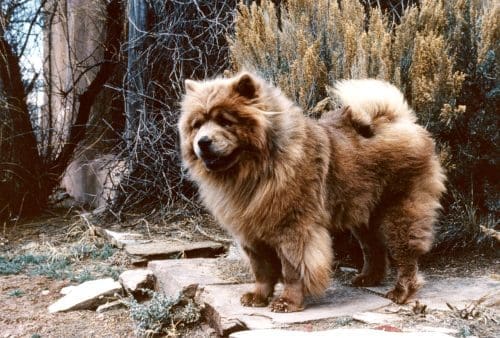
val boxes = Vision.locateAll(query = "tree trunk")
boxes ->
[125,0,148,149]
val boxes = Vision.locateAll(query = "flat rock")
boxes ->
[202,282,392,335]
[150,258,392,336]
[49,278,122,313]
[126,241,226,262]
[94,227,150,249]
[353,311,402,324]
[96,300,126,313]
[364,276,500,310]
[149,258,231,297]
[119,269,156,295]
[60,285,77,295]
[230,328,454,338]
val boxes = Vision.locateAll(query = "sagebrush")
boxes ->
[229,0,499,250]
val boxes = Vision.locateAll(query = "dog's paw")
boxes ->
[385,288,410,304]
[240,292,269,307]
[351,273,383,287]
[269,297,304,313]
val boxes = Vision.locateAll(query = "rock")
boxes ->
[229,328,454,338]
[94,227,150,249]
[149,258,393,336]
[60,285,77,295]
[41,290,50,296]
[125,240,226,263]
[414,327,458,335]
[364,276,500,311]
[353,312,401,324]
[149,258,230,297]
[96,300,125,313]
[49,278,122,313]
[201,282,392,335]
[119,269,155,296]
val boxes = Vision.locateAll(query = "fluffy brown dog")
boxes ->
[178,72,446,312]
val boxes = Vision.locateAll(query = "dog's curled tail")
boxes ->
[332,79,416,136]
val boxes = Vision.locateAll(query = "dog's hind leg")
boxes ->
[240,241,281,307]
[381,192,438,304]
[351,223,387,286]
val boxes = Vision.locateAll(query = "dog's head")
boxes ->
[179,72,273,173]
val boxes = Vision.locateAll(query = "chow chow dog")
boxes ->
[178,72,446,312]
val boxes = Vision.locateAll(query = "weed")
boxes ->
[0,256,24,275]
[335,316,353,326]
[7,289,24,297]
[0,254,47,275]
[96,265,123,280]
[127,290,201,337]
[30,258,70,280]
[71,268,94,283]
[458,325,473,337]
[92,243,116,260]
[70,243,98,261]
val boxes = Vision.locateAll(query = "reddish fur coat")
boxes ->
[178,73,446,312]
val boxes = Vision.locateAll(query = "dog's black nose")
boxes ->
[198,136,212,152]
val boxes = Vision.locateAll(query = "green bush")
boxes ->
[127,291,201,337]
[229,0,499,250]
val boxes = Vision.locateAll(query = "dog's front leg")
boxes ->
[240,242,281,307]
[269,251,305,312]
[270,226,332,312]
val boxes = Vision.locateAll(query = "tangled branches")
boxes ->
[116,1,237,214]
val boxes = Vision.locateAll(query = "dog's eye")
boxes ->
[218,114,236,127]
[192,120,202,129]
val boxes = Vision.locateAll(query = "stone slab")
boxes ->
[364,276,500,310]
[94,227,150,249]
[230,328,453,338]
[119,269,156,295]
[49,278,122,313]
[96,300,126,313]
[150,258,393,336]
[352,311,402,324]
[201,282,392,334]
[126,240,226,261]
[148,258,231,297]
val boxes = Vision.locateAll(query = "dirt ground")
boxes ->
[0,210,498,337]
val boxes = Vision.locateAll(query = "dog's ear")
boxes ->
[235,72,258,99]
[185,79,198,94]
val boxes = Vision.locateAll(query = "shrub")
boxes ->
[127,291,201,337]
[229,0,499,250]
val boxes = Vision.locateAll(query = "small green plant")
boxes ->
[96,265,123,280]
[71,268,94,283]
[0,256,24,275]
[458,325,473,337]
[70,243,98,261]
[0,254,48,275]
[92,243,116,260]
[30,258,70,280]
[127,291,201,337]
[7,289,24,297]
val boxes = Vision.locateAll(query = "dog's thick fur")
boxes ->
[178,72,446,312]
